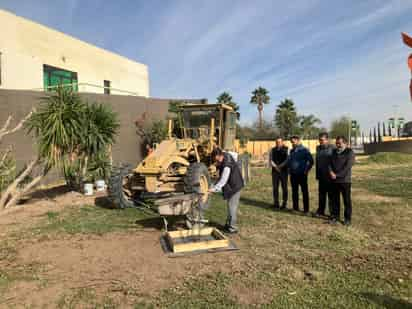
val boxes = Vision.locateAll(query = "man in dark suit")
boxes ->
[314,132,334,217]
[269,137,289,209]
[329,136,355,225]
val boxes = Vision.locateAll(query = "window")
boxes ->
[43,64,78,91]
[104,80,111,95]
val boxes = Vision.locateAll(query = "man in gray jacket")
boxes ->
[314,132,334,217]
[329,136,355,225]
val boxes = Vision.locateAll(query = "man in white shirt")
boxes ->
[209,148,244,233]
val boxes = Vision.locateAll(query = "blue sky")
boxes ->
[2,0,412,131]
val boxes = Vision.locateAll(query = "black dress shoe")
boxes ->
[313,212,324,218]
[328,218,338,225]
[343,220,351,226]
[224,227,238,234]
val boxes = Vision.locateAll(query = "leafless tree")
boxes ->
[0,109,47,209]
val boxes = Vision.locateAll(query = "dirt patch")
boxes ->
[4,231,244,307]
[0,186,98,237]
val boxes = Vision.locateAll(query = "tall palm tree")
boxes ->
[299,114,321,139]
[274,98,299,138]
[217,91,239,112]
[250,87,270,128]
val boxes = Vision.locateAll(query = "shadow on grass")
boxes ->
[135,217,163,230]
[240,196,318,218]
[240,196,273,209]
[207,220,227,231]
[94,196,115,209]
[360,292,412,309]
[23,184,71,202]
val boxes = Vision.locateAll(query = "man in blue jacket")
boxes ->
[288,136,314,214]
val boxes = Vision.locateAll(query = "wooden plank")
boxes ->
[167,227,214,239]
[212,228,227,240]
[172,238,230,253]
[166,233,175,252]
[165,228,230,253]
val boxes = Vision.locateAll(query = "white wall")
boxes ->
[0,9,149,96]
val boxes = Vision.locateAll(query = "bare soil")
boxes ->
[0,187,246,308]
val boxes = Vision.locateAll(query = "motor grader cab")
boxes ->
[108,103,247,229]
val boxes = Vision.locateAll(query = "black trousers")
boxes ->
[331,183,352,221]
[317,179,333,215]
[290,174,309,212]
[272,171,288,207]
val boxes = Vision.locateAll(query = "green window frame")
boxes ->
[43,64,78,91]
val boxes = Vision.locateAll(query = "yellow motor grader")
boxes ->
[108,103,249,228]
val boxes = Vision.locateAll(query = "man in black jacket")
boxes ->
[315,132,334,217]
[269,137,289,209]
[329,136,355,225]
[209,148,244,233]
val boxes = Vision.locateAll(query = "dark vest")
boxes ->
[270,146,288,173]
[218,153,244,200]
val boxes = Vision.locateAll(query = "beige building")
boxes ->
[0,9,149,96]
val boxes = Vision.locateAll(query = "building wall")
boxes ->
[364,140,412,155]
[0,9,149,96]
[0,89,204,183]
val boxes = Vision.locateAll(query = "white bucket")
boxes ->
[84,183,94,196]
[95,180,106,192]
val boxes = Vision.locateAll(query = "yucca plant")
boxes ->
[80,103,120,182]
[26,86,85,170]
[26,86,120,189]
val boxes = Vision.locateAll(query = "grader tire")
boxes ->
[184,163,211,205]
[108,165,136,209]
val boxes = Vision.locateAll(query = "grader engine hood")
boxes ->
[135,139,190,175]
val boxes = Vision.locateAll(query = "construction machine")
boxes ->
[108,103,249,229]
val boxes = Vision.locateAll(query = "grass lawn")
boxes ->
[0,153,411,308]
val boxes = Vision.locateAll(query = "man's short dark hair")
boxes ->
[275,136,283,140]
[212,147,224,157]
[336,135,348,143]
[319,132,329,139]
[290,135,300,140]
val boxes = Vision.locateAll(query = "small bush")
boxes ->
[367,152,412,165]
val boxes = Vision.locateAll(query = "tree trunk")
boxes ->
[257,103,263,129]
[0,158,41,209]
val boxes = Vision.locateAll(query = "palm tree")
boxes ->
[217,91,239,112]
[274,98,299,138]
[250,87,270,128]
[299,114,321,139]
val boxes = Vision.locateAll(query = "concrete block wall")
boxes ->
[0,89,203,182]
